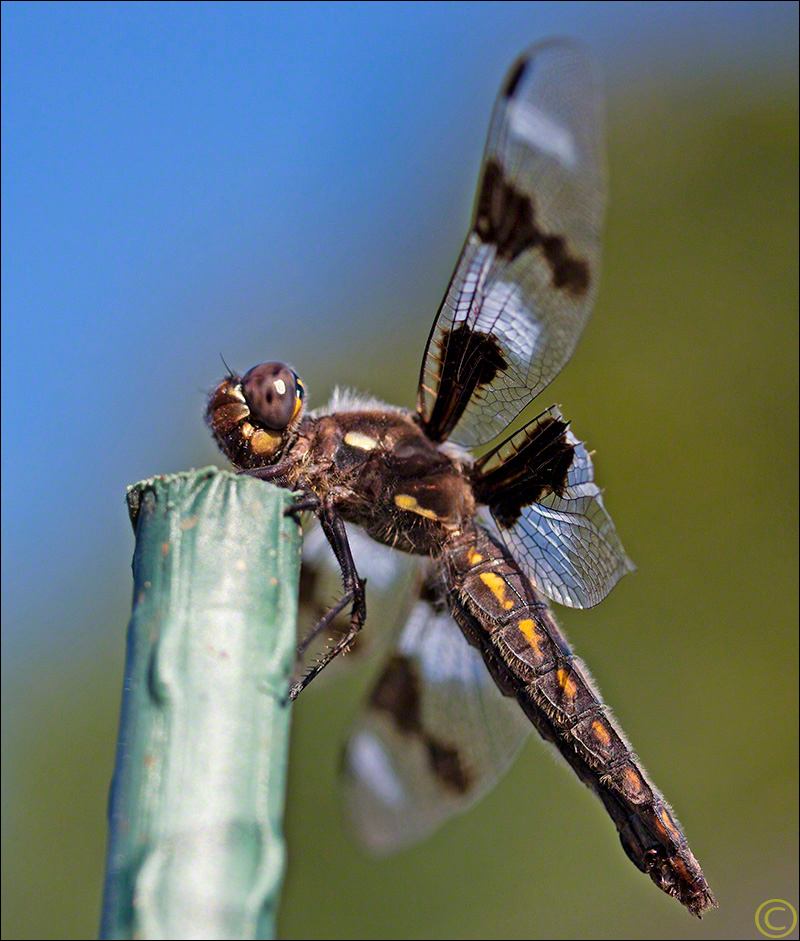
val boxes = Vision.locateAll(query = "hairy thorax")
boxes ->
[294,409,476,555]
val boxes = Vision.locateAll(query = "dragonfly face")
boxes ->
[207,39,715,917]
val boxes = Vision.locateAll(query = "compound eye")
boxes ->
[241,362,304,430]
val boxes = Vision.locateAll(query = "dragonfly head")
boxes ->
[206,360,306,468]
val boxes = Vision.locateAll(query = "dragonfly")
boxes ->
[206,38,716,916]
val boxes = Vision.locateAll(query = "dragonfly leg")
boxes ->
[290,497,366,700]
[284,491,320,524]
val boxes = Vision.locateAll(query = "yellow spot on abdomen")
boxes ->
[657,806,680,841]
[557,668,577,699]
[468,547,484,565]
[591,719,612,745]
[624,766,644,798]
[344,431,378,451]
[517,618,543,657]
[479,572,514,610]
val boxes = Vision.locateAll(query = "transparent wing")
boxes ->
[418,39,605,448]
[491,423,634,608]
[342,569,531,853]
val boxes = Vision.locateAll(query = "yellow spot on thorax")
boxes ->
[344,431,379,451]
[479,571,514,610]
[468,547,484,565]
[394,493,441,521]
[557,668,577,699]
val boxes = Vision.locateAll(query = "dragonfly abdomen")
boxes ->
[442,523,715,916]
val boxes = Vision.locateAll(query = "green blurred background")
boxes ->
[3,3,797,939]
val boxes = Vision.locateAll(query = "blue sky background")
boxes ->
[2,1,796,667]
[2,3,798,939]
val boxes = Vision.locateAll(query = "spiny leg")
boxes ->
[242,460,296,485]
[290,497,366,700]
[245,481,367,698]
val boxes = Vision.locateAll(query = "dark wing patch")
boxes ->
[476,159,589,296]
[369,654,472,795]
[475,158,537,263]
[472,406,575,528]
[421,323,507,444]
[418,39,605,449]
[501,55,528,99]
[369,654,421,735]
[342,567,530,852]
[480,412,635,608]
[540,232,590,295]
[425,739,472,795]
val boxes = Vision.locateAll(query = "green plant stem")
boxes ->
[100,469,301,940]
